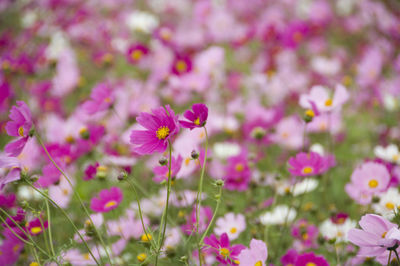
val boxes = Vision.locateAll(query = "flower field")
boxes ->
[1,0,400,265]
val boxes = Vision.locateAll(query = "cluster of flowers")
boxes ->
[1,0,400,265]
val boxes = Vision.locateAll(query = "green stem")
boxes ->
[199,185,223,245]
[388,250,392,265]
[38,215,50,257]
[23,180,100,266]
[394,249,400,264]
[195,127,208,234]
[45,196,57,262]
[34,132,112,265]
[155,141,173,265]
[30,245,41,266]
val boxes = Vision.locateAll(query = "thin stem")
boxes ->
[199,185,223,244]
[155,141,173,265]
[38,215,50,256]
[30,245,41,266]
[388,250,392,266]
[45,197,57,261]
[394,249,400,264]
[35,132,112,265]
[125,178,156,249]
[23,180,100,266]
[196,127,209,234]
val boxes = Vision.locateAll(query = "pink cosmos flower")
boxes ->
[153,155,183,183]
[82,82,114,115]
[288,151,328,177]
[295,252,329,266]
[83,162,99,181]
[171,55,192,76]
[0,193,16,209]
[348,214,400,258]
[237,239,268,266]
[26,218,48,236]
[35,161,65,188]
[90,187,123,213]
[0,155,22,189]
[223,152,251,191]
[299,84,349,113]
[5,101,33,157]
[182,206,212,235]
[126,43,150,64]
[281,249,298,266]
[291,219,319,249]
[130,105,180,155]
[203,233,245,265]
[214,213,246,240]
[179,103,208,130]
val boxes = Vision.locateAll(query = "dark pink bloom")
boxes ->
[26,218,48,236]
[153,155,183,183]
[130,105,179,155]
[5,101,33,157]
[179,103,208,130]
[288,151,328,177]
[82,82,114,115]
[203,233,245,265]
[348,214,399,257]
[0,155,22,189]
[281,249,299,266]
[295,252,328,266]
[291,219,319,249]
[181,206,212,235]
[2,208,25,229]
[35,161,65,188]
[84,162,99,181]
[90,187,123,213]
[126,43,149,64]
[224,152,251,191]
[0,193,16,208]
[171,55,192,76]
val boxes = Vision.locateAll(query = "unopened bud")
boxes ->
[159,157,168,166]
[191,150,199,159]
[117,172,128,181]
[303,109,315,123]
[251,127,266,140]
[215,179,224,187]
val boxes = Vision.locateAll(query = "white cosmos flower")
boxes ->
[292,178,319,196]
[213,142,240,159]
[260,205,296,225]
[374,144,400,164]
[319,218,356,242]
[372,188,400,219]
[126,11,159,33]
[214,213,246,240]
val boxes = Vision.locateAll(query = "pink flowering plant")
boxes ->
[1,1,400,265]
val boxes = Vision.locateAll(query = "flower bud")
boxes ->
[191,150,199,159]
[159,157,168,166]
[117,172,128,181]
[215,179,224,187]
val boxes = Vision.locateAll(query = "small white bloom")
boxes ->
[374,144,400,164]
[126,11,159,33]
[310,143,325,155]
[372,188,400,219]
[214,213,246,240]
[311,56,341,76]
[292,178,319,196]
[319,218,356,242]
[213,142,240,159]
[18,185,42,200]
[260,205,296,225]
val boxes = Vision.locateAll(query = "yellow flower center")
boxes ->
[368,179,378,188]
[194,117,201,125]
[230,227,237,234]
[160,28,172,40]
[255,261,262,266]
[30,262,39,266]
[305,109,315,117]
[104,200,117,208]
[137,253,147,262]
[185,157,191,166]
[13,244,20,252]
[79,127,88,135]
[382,231,387,238]
[302,166,313,174]
[104,97,112,103]
[156,126,170,140]
[282,132,289,138]
[97,165,108,172]
[131,50,143,61]
[302,233,309,240]
[393,154,399,161]
[386,202,395,210]
[176,60,187,72]
[83,253,90,260]
[102,53,113,63]
[62,189,69,195]
[141,233,152,242]
[235,163,244,172]
[325,99,333,106]
[65,135,75,143]
[306,263,317,266]
[18,126,24,137]
[219,248,230,258]
[30,226,42,234]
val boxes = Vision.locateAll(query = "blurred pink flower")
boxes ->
[82,82,114,115]
[237,239,268,266]
[179,103,208,130]
[203,233,245,265]
[90,187,123,213]
[153,155,183,183]
[288,151,328,177]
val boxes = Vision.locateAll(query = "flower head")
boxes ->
[237,239,268,266]
[5,101,33,157]
[90,187,123,213]
[214,213,246,240]
[203,233,245,265]
[295,252,329,266]
[126,43,149,64]
[171,55,192,76]
[223,152,251,191]
[82,82,114,115]
[288,151,328,177]
[26,218,48,236]
[130,105,179,155]
[153,155,182,183]
[179,103,208,130]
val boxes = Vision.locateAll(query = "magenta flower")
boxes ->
[224,152,251,191]
[82,82,114,115]
[26,218,48,236]
[237,239,268,266]
[179,103,208,130]
[0,193,16,209]
[130,105,179,155]
[171,55,192,76]
[348,214,399,257]
[90,187,123,213]
[126,43,149,64]
[0,156,22,189]
[35,161,65,188]
[181,206,212,235]
[83,162,100,181]
[281,249,299,266]
[5,101,33,157]
[288,151,328,177]
[203,233,245,265]
[153,155,183,183]
[291,219,319,249]
[295,252,329,266]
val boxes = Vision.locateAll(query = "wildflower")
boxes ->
[181,206,212,235]
[126,43,149,64]
[288,151,328,177]
[295,252,329,266]
[82,82,114,115]
[372,188,400,219]
[348,214,400,258]
[237,239,268,266]
[299,84,349,113]
[26,218,48,236]
[171,55,192,76]
[5,101,33,157]
[153,155,182,183]
[260,205,297,225]
[291,219,319,249]
[179,103,208,130]
[374,144,400,164]
[203,233,245,265]
[90,187,123,213]
[214,213,246,240]
[130,105,179,155]
[319,214,356,242]
[223,152,251,191]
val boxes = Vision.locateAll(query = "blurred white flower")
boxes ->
[374,144,400,164]
[319,218,356,242]
[372,188,400,219]
[126,11,159,33]
[213,142,240,159]
[214,213,246,240]
[260,205,296,225]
